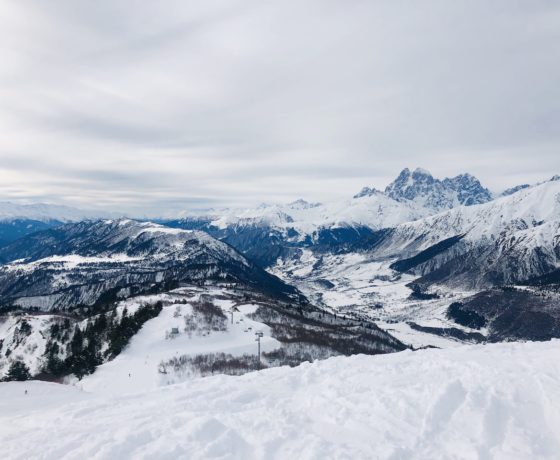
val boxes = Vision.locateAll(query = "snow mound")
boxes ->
[1,340,559,459]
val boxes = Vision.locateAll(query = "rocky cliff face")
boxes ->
[384,168,492,211]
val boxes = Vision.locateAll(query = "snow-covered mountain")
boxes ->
[167,168,493,267]
[384,168,492,211]
[0,219,302,310]
[173,168,492,238]
[371,176,560,269]
[167,192,432,267]
[181,193,429,237]
[336,177,560,340]
[265,176,560,343]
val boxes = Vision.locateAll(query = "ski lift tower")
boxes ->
[228,306,240,324]
[255,331,264,368]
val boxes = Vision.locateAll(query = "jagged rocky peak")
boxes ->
[442,173,492,206]
[384,167,492,211]
[353,186,383,199]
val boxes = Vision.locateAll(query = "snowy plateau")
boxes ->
[1,168,560,459]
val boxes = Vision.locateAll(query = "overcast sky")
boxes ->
[0,1,559,216]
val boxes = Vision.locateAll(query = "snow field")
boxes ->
[1,340,559,459]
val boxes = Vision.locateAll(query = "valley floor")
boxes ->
[272,251,479,348]
[1,340,559,459]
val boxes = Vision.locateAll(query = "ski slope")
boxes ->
[80,289,280,395]
[1,340,559,459]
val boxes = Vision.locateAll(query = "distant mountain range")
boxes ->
[165,168,520,266]
[0,169,531,249]
[0,167,559,351]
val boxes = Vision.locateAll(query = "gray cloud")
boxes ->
[0,0,558,216]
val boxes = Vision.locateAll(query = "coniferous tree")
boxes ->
[70,326,83,355]
[4,360,31,381]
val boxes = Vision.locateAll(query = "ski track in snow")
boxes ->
[1,340,560,459]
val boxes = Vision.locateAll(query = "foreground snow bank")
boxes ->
[1,341,560,459]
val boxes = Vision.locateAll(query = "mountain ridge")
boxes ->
[0,219,303,310]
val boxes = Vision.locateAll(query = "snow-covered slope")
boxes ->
[78,290,281,395]
[374,177,560,258]
[410,219,560,290]
[2,340,560,459]
[0,315,54,376]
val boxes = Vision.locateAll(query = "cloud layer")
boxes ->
[0,0,558,216]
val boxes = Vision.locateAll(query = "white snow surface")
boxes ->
[2,254,144,272]
[1,340,560,459]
